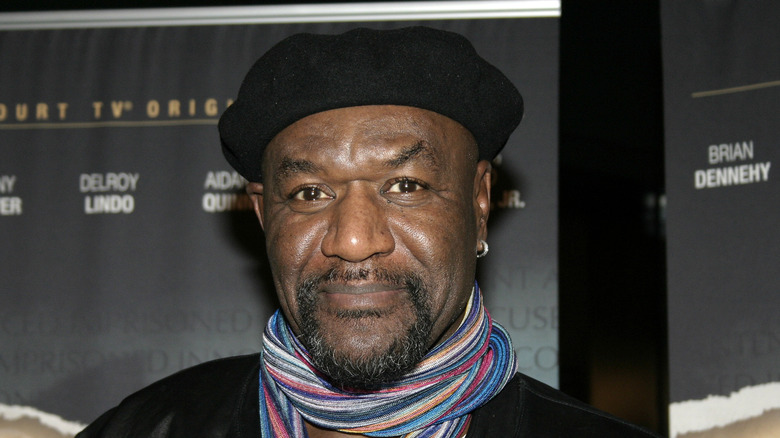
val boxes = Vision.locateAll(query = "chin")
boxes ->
[291,266,438,389]
[302,308,432,390]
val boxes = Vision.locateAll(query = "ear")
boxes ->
[246,182,265,231]
[474,160,492,243]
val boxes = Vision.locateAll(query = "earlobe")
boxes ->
[246,182,266,230]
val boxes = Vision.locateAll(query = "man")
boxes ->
[78,27,660,437]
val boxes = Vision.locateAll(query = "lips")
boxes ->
[320,283,407,311]
[295,267,423,318]
[322,282,404,295]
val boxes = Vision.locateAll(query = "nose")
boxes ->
[321,186,395,262]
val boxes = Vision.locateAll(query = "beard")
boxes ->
[296,267,433,390]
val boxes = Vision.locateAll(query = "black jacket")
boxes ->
[78,353,661,437]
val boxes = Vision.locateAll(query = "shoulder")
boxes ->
[77,353,261,438]
[469,373,663,438]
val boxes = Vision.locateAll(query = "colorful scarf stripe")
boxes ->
[259,283,517,437]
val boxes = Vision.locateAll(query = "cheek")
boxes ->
[265,212,328,305]
[394,201,477,289]
[398,199,475,259]
[266,208,324,265]
[392,207,476,343]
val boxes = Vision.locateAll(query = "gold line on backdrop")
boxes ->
[0,119,219,129]
[692,79,780,98]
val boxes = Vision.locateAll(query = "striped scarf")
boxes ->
[259,283,517,438]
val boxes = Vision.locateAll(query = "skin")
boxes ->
[247,105,492,438]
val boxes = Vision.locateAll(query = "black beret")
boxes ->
[219,26,523,182]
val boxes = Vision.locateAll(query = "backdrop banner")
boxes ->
[662,1,780,437]
[0,3,559,432]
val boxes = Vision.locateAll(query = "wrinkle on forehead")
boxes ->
[383,141,438,169]
[355,109,478,164]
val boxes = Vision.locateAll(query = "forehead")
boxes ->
[263,105,476,172]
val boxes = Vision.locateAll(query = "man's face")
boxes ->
[248,105,491,388]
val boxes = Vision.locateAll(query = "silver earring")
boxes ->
[476,239,489,258]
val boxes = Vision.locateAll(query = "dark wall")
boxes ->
[558,0,666,434]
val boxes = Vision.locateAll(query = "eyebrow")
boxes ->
[384,141,438,169]
[273,157,321,186]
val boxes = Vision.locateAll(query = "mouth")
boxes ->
[322,281,404,295]
[296,267,424,319]
[321,283,407,311]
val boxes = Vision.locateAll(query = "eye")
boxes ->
[291,186,332,201]
[386,178,425,194]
